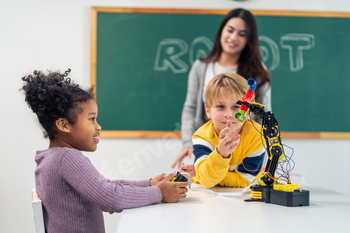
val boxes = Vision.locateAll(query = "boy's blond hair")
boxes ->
[205,73,254,108]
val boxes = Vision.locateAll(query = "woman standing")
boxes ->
[172,8,271,168]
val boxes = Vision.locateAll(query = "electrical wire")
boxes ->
[181,172,251,196]
[241,110,297,185]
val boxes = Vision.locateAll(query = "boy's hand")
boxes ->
[179,163,196,178]
[150,173,166,186]
[217,120,241,158]
[156,172,189,203]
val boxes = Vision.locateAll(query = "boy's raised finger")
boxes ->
[227,120,235,135]
[226,120,232,129]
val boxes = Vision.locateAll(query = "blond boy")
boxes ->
[180,73,265,188]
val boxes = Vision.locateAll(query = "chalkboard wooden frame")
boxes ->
[91,7,350,139]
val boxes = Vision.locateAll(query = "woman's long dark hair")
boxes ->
[200,8,270,97]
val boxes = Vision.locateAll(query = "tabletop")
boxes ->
[116,184,350,233]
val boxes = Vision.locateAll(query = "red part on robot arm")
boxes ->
[240,89,255,111]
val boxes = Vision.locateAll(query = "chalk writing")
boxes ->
[154,34,315,73]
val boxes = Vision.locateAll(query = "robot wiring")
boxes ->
[240,114,296,184]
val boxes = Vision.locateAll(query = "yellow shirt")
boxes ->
[192,120,265,188]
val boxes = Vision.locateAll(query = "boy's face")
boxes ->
[205,89,246,136]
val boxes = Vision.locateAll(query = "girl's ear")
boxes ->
[205,104,212,119]
[55,118,70,133]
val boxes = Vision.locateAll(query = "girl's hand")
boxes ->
[217,120,241,158]
[150,173,166,186]
[156,172,189,203]
[179,163,196,178]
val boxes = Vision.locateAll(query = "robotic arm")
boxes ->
[234,79,309,207]
[236,100,285,186]
[234,78,285,185]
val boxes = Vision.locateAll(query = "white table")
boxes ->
[116,184,350,233]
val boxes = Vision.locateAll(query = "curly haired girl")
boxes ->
[21,69,188,233]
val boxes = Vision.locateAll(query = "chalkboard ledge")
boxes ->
[100,130,182,138]
[99,131,350,139]
[281,132,350,139]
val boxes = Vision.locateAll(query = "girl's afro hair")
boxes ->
[21,69,94,139]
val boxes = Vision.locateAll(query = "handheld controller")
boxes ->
[171,172,188,182]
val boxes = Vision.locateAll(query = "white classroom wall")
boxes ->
[1,0,350,232]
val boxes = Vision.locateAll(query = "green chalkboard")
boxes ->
[91,8,350,137]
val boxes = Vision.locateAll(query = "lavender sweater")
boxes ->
[35,147,162,233]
